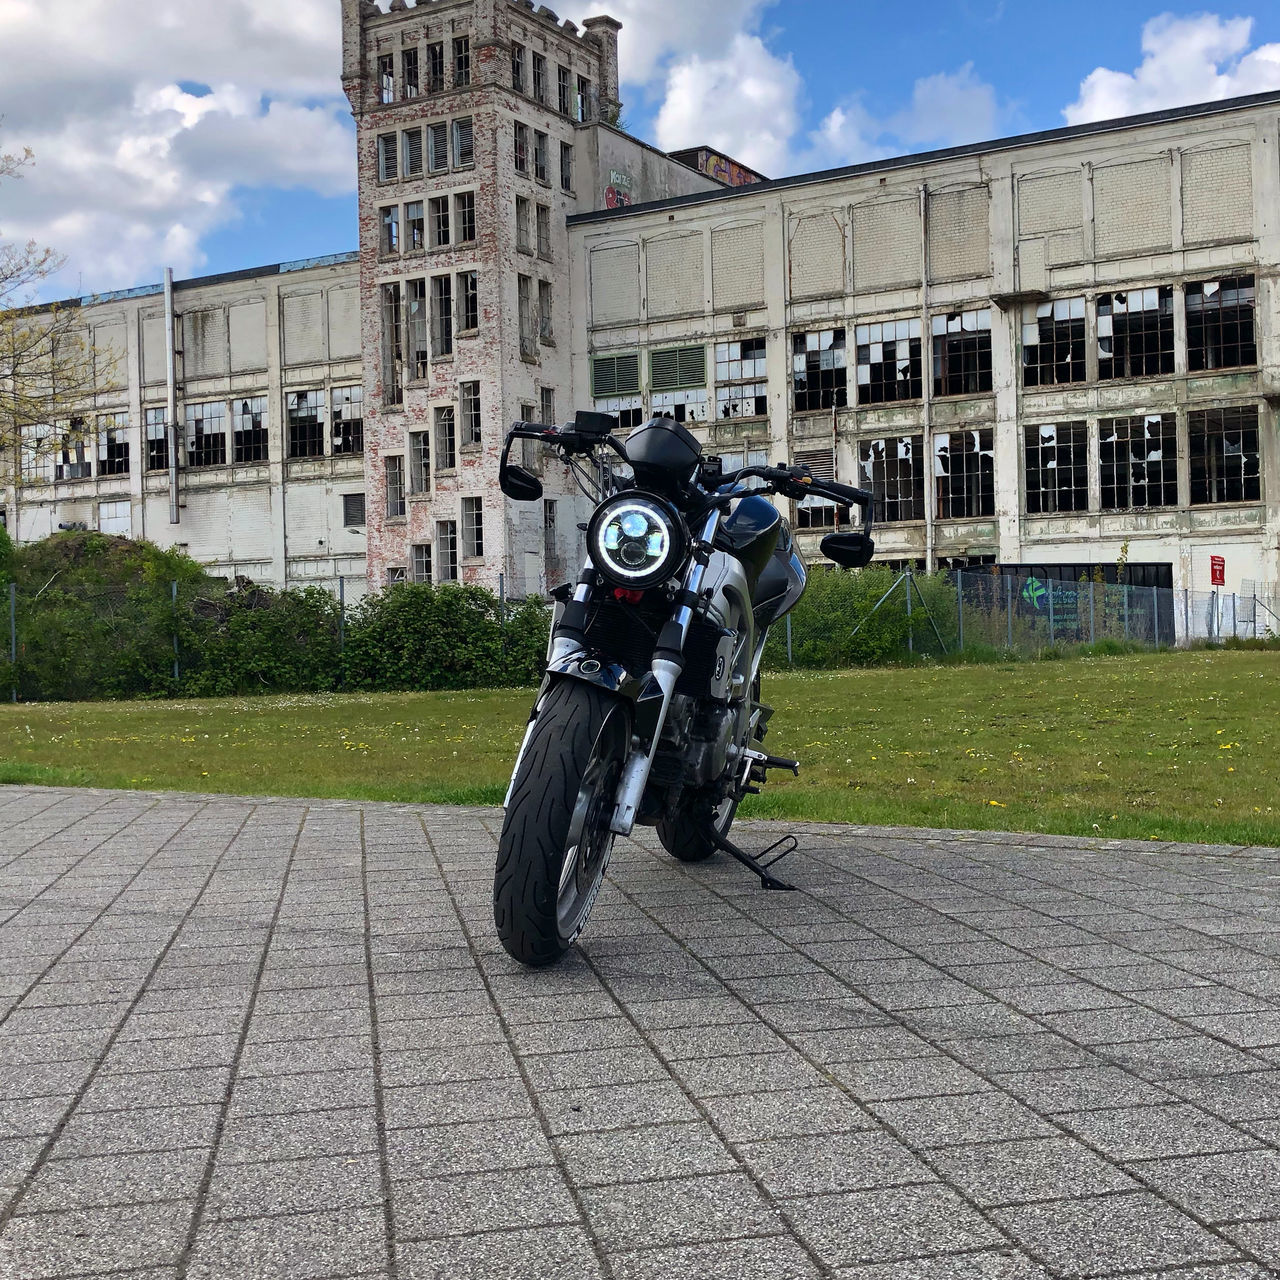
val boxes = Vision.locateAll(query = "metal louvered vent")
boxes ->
[591,353,640,398]
[793,447,836,482]
[650,345,706,392]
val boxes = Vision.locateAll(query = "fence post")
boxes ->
[1152,585,1160,647]
[171,581,179,685]
[1255,594,1259,640]
[8,581,15,703]
[1048,582,1055,646]
[956,569,964,653]
[1006,574,1013,649]
[1123,583,1130,640]
[906,566,914,654]
[498,572,506,624]
[338,576,346,653]
[1183,588,1189,644]
[786,614,793,665]
[1233,592,1238,639]
[1089,580,1095,645]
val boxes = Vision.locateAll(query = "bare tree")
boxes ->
[0,139,99,483]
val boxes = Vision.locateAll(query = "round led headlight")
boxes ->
[587,494,687,589]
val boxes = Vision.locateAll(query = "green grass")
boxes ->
[1,650,1278,846]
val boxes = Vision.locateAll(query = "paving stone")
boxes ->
[554,1120,737,1186]
[991,1192,1239,1274]
[785,1184,1004,1268]
[831,1055,991,1102]
[19,1149,208,1212]
[219,1107,379,1164]
[992,1064,1174,1114]
[929,1135,1137,1206]
[184,1206,388,1279]
[55,1103,222,1157]
[1100,1035,1266,1080]
[386,1117,553,1179]
[609,1235,823,1280]
[832,1255,1053,1279]
[738,1129,933,1198]
[397,1225,605,1280]
[869,1093,1056,1148]
[702,1085,875,1142]
[1059,1103,1259,1160]
[540,1079,701,1135]
[1132,1148,1280,1223]
[580,1171,782,1251]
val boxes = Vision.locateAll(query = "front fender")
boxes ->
[546,649,646,701]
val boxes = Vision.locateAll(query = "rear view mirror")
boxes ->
[821,532,875,569]
[500,464,543,502]
[573,410,617,439]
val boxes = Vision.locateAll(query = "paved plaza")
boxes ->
[3,788,1280,1278]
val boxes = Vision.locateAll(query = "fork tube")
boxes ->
[611,510,721,835]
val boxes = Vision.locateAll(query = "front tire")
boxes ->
[494,681,629,966]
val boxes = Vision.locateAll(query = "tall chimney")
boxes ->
[582,16,622,123]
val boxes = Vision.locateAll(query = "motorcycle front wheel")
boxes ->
[494,681,630,966]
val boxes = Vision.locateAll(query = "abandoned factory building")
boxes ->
[6,0,1280,608]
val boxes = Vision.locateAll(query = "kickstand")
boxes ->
[710,831,799,891]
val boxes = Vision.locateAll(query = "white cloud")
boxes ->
[653,35,803,175]
[0,0,353,298]
[1066,13,1280,124]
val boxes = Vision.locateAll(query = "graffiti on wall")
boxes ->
[605,168,633,209]
[694,150,762,187]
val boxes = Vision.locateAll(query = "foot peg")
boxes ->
[710,830,799,891]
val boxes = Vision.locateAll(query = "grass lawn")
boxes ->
[1,649,1277,847]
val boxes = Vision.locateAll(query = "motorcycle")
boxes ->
[493,410,875,967]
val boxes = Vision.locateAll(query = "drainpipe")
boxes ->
[919,184,935,572]
[165,268,179,525]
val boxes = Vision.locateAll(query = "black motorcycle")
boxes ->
[493,411,875,966]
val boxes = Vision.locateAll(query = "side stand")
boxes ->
[710,830,798,891]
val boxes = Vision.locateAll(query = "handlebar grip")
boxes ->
[818,481,874,509]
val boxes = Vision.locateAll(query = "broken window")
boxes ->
[55,420,92,480]
[402,128,423,178]
[233,397,268,464]
[557,64,571,114]
[934,429,995,519]
[560,142,574,192]
[718,447,770,490]
[427,122,448,174]
[576,75,592,122]
[182,403,225,469]
[460,381,482,446]
[594,396,644,429]
[518,274,537,359]
[144,408,168,473]
[715,337,768,419]
[385,455,406,518]
[431,276,454,357]
[792,328,847,413]
[405,201,425,253]
[536,204,552,258]
[514,123,529,175]
[540,386,556,430]
[511,41,526,92]
[462,497,484,558]
[342,493,366,528]
[515,196,532,252]
[1021,298,1085,387]
[426,42,445,94]
[380,205,399,256]
[453,118,474,168]
[1024,421,1087,515]
[651,345,709,422]
[429,196,450,248]
[592,353,641,424]
[793,448,844,530]
[98,499,130,536]
[331,386,364,456]
[457,272,479,333]
[19,423,52,483]
[408,430,430,494]
[1100,414,1178,510]
[538,279,553,342]
[402,48,419,99]
[286,391,325,460]
[533,131,549,183]
[407,278,429,379]
[437,520,459,581]
[1187,276,1256,371]
[1097,287,1174,380]
[932,309,992,397]
[434,406,457,471]
[378,54,395,104]
[858,436,925,523]
[381,282,404,406]
[453,36,471,87]
[1190,404,1260,504]
[532,52,547,103]
[377,133,398,182]
[855,319,921,404]
[455,191,476,243]
[411,543,432,583]
[97,413,129,476]
[386,566,407,586]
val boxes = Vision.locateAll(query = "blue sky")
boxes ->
[3,1,1279,297]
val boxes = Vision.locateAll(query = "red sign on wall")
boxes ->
[1210,555,1226,586]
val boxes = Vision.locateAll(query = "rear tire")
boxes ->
[494,681,629,967]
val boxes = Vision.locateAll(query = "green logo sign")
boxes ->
[1022,577,1046,609]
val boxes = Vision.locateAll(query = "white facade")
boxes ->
[569,93,1280,601]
